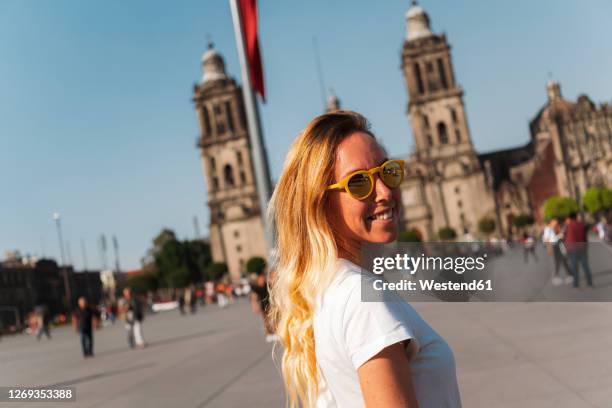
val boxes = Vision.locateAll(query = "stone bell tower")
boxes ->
[192,42,268,281]
[399,1,495,237]
[402,0,476,160]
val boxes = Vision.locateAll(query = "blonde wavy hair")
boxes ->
[268,111,374,407]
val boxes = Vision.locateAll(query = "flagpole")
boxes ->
[229,0,275,264]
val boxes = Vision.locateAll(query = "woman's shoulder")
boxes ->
[321,259,364,298]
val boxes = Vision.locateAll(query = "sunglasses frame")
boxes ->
[326,159,406,200]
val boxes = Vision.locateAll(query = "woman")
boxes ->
[268,111,461,407]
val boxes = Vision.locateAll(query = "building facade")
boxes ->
[399,2,496,240]
[399,2,612,239]
[193,43,268,280]
[0,259,103,330]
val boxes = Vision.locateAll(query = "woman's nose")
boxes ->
[372,174,393,201]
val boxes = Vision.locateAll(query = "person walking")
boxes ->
[564,213,594,288]
[268,111,461,407]
[216,282,228,308]
[250,273,277,342]
[120,287,146,349]
[542,218,572,285]
[35,305,52,340]
[521,232,538,263]
[72,297,99,358]
[178,289,186,315]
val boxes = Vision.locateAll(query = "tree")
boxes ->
[542,196,579,221]
[127,272,158,294]
[583,187,612,216]
[246,256,266,275]
[512,213,535,229]
[438,226,457,241]
[477,217,496,235]
[140,229,213,289]
[398,229,422,242]
[206,262,228,281]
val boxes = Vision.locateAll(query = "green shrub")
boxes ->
[438,226,457,241]
[246,256,266,275]
[542,196,578,221]
[477,217,496,235]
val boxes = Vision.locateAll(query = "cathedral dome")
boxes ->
[201,42,228,84]
[406,1,434,41]
[326,90,341,112]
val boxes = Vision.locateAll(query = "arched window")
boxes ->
[223,164,235,187]
[450,108,458,123]
[437,58,448,89]
[203,106,212,136]
[413,63,424,95]
[225,101,235,132]
[455,129,461,142]
[437,122,448,144]
[422,114,430,129]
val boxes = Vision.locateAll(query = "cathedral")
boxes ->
[193,43,268,280]
[193,2,612,279]
[398,1,612,240]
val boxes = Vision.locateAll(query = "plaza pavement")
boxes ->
[1,245,612,407]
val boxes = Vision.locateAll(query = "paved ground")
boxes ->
[1,301,283,408]
[1,244,612,407]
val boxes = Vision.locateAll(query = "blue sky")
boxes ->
[1,0,611,270]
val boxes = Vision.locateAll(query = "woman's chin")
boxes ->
[368,229,398,244]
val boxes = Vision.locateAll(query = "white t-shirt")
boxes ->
[314,258,461,408]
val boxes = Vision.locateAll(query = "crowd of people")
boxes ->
[23,274,274,357]
[541,212,599,288]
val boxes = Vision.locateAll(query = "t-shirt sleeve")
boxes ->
[341,276,417,369]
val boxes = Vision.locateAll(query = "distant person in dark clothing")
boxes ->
[250,274,277,343]
[72,297,99,357]
[120,287,146,348]
[522,232,538,263]
[565,213,593,288]
[178,290,186,315]
[36,305,52,340]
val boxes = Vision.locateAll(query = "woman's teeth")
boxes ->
[369,209,393,221]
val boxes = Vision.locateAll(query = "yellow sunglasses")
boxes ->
[326,159,405,200]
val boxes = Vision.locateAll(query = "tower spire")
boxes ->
[201,40,228,84]
[406,0,433,41]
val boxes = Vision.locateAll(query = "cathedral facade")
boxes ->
[399,2,612,239]
[193,43,268,280]
[193,4,612,263]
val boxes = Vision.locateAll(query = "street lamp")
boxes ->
[53,212,72,308]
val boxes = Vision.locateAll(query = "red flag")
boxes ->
[238,0,266,102]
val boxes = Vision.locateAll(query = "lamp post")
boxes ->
[53,212,72,308]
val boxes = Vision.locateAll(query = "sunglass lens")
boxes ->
[381,162,403,188]
[347,173,372,199]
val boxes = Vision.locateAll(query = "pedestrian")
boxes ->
[72,297,99,358]
[542,218,572,285]
[205,281,215,305]
[120,287,146,349]
[605,213,612,244]
[35,304,52,340]
[595,218,606,241]
[216,282,228,308]
[522,232,538,263]
[564,212,594,288]
[188,285,197,313]
[178,289,185,315]
[250,273,277,342]
[268,111,461,407]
